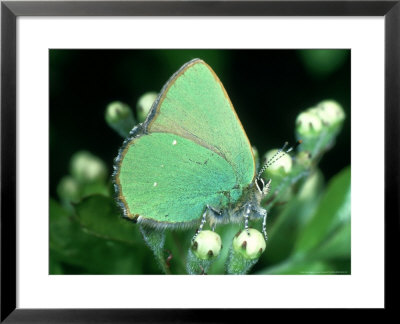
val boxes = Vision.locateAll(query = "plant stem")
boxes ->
[139,225,171,274]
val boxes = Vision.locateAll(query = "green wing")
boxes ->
[114,59,255,226]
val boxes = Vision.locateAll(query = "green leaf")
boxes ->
[49,198,74,250]
[74,195,137,246]
[81,182,110,198]
[293,166,351,256]
[50,198,146,274]
[311,221,351,261]
[257,258,334,275]
[258,170,324,266]
[49,252,64,274]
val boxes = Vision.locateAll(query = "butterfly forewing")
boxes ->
[149,60,255,185]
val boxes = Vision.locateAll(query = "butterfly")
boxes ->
[113,58,285,240]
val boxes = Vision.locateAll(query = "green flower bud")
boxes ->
[233,228,266,260]
[297,169,324,201]
[316,100,345,125]
[263,148,293,175]
[57,175,81,203]
[296,151,312,169]
[296,111,323,135]
[192,230,222,260]
[137,92,158,122]
[70,151,107,184]
[105,101,135,138]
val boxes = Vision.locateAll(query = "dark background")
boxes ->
[50,49,350,198]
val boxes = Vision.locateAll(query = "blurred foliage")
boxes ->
[256,167,350,274]
[50,50,350,275]
[298,50,349,79]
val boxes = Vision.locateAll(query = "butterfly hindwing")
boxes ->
[117,133,239,224]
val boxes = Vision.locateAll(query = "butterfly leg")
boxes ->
[244,204,252,236]
[192,208,208,243]
[192,205,222,242]
[262,209,268,241]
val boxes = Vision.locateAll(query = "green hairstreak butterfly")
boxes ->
[114,59,274,239]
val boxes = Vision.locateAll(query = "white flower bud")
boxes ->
[264,149,293,175]
[57,175,81,203]
[137,92,158,122]
[191,230,222,260]
[233,228,266,260]
[296,111,323,135]
[105,101,135,137]
[70,151,107,184]
[316,100,345,125]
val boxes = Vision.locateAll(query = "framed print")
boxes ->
[1,0,399,321]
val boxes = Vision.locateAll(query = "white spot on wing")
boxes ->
[172,140,177,145]
[153,182,158,187]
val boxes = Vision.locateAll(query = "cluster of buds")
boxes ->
[189,228,266,274]
[295,100,345,157]
[296,100,345,138]
[105,93,157,138]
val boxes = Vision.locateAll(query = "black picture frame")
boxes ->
[1,0,399,321]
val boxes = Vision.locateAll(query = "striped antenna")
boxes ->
[256,140,302,180]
